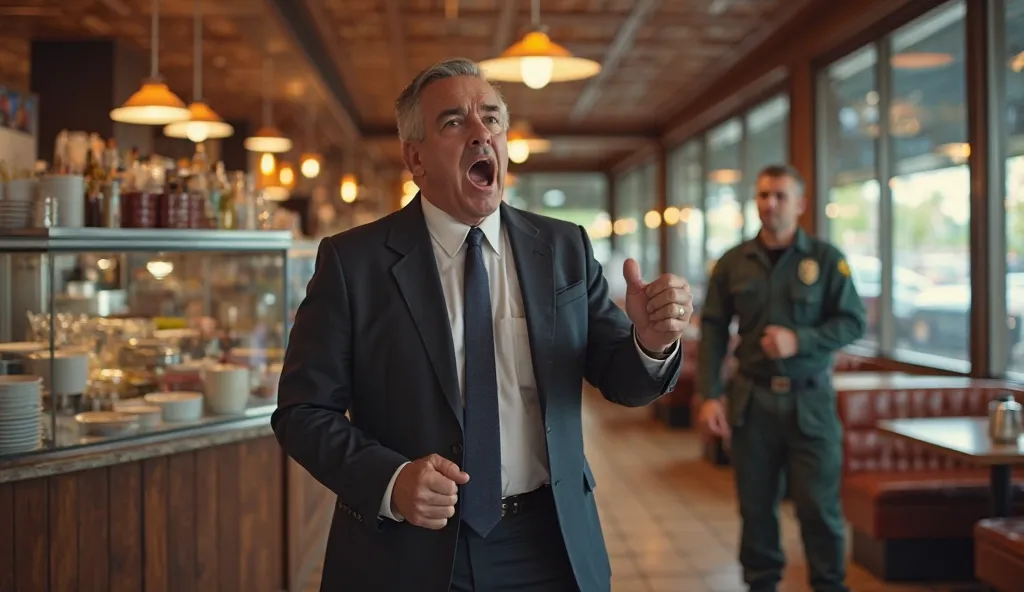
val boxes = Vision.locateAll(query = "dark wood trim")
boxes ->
[966,0,994,378]
[360,126,659,143]
[810,0,957,70]
[608,143,659,176]
[662,68,789,148]
[508,160,606,174]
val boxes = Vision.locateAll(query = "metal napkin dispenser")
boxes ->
[989,393,1023,443]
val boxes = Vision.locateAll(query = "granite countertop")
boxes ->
[0,405,277,484]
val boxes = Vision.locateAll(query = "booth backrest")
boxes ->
[836,377,1024,474]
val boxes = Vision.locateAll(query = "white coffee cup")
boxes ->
[202,363,250,415]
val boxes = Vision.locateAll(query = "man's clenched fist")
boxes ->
[391,453,470,529]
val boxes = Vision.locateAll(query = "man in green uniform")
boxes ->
[696,164,866,592]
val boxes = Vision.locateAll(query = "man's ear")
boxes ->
[402,141,424,177]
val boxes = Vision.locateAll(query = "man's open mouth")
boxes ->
[467,157,496,188]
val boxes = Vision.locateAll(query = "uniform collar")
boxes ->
[420,193,502,259]
[744,226,811,257]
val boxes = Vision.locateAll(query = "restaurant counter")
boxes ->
[0,405,334,592]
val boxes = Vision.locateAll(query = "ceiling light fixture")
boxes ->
[478,0,600,90]
[163,0,233,142]
[110,0,189,125]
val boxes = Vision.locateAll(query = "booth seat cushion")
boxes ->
[844,472,1024,539]
[975,518,1024,591]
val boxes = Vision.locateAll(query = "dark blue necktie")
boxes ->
[460,227,502,538]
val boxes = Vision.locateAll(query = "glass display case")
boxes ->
[0,227,295,459]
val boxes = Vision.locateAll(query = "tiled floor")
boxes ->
[580,390,977,592]
[305,390,981,591]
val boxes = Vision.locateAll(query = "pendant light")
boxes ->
[163,0,233,142]
[299,104,322,179]
[478,0,601,90]
[244,56,292,154]
[507,121,551,164]
[110,0,190,125]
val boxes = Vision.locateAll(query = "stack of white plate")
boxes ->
[0,179,34,230]
[0,375,43,454]
[0,200,31,230]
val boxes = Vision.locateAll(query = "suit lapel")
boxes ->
[502,204,555,412]
[387,196,463,427]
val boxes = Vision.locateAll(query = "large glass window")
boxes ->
[637,163,660,279]
[614,169,642,270]
[1002,0,1024,376]
[744,95,790,238]
[819,2,969,370]
[705,118,744,264]
[667,140,707,300]
[505,172,610,264]
[821,46,881,348]
[888,2,969,368]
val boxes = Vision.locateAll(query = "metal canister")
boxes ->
[33,194,58,228]
[101,180,121,228]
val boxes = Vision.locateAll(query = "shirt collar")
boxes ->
[420,194,502,259]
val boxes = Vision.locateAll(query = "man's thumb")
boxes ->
[428,454,470,483]
[622,258,645,292]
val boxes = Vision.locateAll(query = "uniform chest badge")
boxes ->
[798,258,819,285]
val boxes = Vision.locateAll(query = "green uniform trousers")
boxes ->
[729,383,847,592]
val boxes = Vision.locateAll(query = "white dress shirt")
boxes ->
[379,197,679,520]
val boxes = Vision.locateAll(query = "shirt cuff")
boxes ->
[633,328,680,379]
[379,461,411,522]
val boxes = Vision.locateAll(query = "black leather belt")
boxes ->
[500,485,552,518]
[744,371,829,393]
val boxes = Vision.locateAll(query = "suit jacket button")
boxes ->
[451,443,463,454]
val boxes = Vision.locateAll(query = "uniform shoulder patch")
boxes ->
[837,258,851,277]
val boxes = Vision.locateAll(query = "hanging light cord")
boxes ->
[531,0,540,27]
[193,0,202,102]
[262,57,272,127]
[150,0,159,78]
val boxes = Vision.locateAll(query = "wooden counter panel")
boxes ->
[0,436,285,592]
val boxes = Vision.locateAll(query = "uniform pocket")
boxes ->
[790,286,823,325]
[729,280,763,322]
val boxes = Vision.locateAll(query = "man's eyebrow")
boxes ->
[435,107,466,125]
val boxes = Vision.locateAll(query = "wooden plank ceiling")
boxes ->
[0,0,811,173]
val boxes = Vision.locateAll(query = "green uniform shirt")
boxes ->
[697,228,867,399]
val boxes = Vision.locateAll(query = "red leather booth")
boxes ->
[975,518,1024,591]
[837,375,1024,582]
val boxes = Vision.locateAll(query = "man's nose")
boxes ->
[467,117,492,146]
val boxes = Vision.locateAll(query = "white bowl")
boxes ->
[75,411,139,437]
[144,391,204,423]
[112,401,163,427]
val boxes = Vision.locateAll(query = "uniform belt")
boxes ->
[743,371,829,393]
[500,485,552,518]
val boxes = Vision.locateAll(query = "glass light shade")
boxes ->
[260,153,276,175]
[507,122,551,153]
[508,139,530,164]
[300,153,322,178]
[479,31,601,88]
[163,102,234,142]
[244,126,293,153]
[279,163,295,187]
[110,80,191,125]
[263,186,290,202]
[340,174,358,203]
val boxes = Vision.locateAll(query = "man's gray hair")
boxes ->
[395,57,509,142]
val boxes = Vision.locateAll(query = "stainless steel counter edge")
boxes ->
[0,412,276,483]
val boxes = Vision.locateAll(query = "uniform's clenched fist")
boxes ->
[391,453,470,529]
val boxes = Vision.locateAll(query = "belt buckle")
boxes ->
[770,376,791,393]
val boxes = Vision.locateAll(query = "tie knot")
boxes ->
[466,227,484,248]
